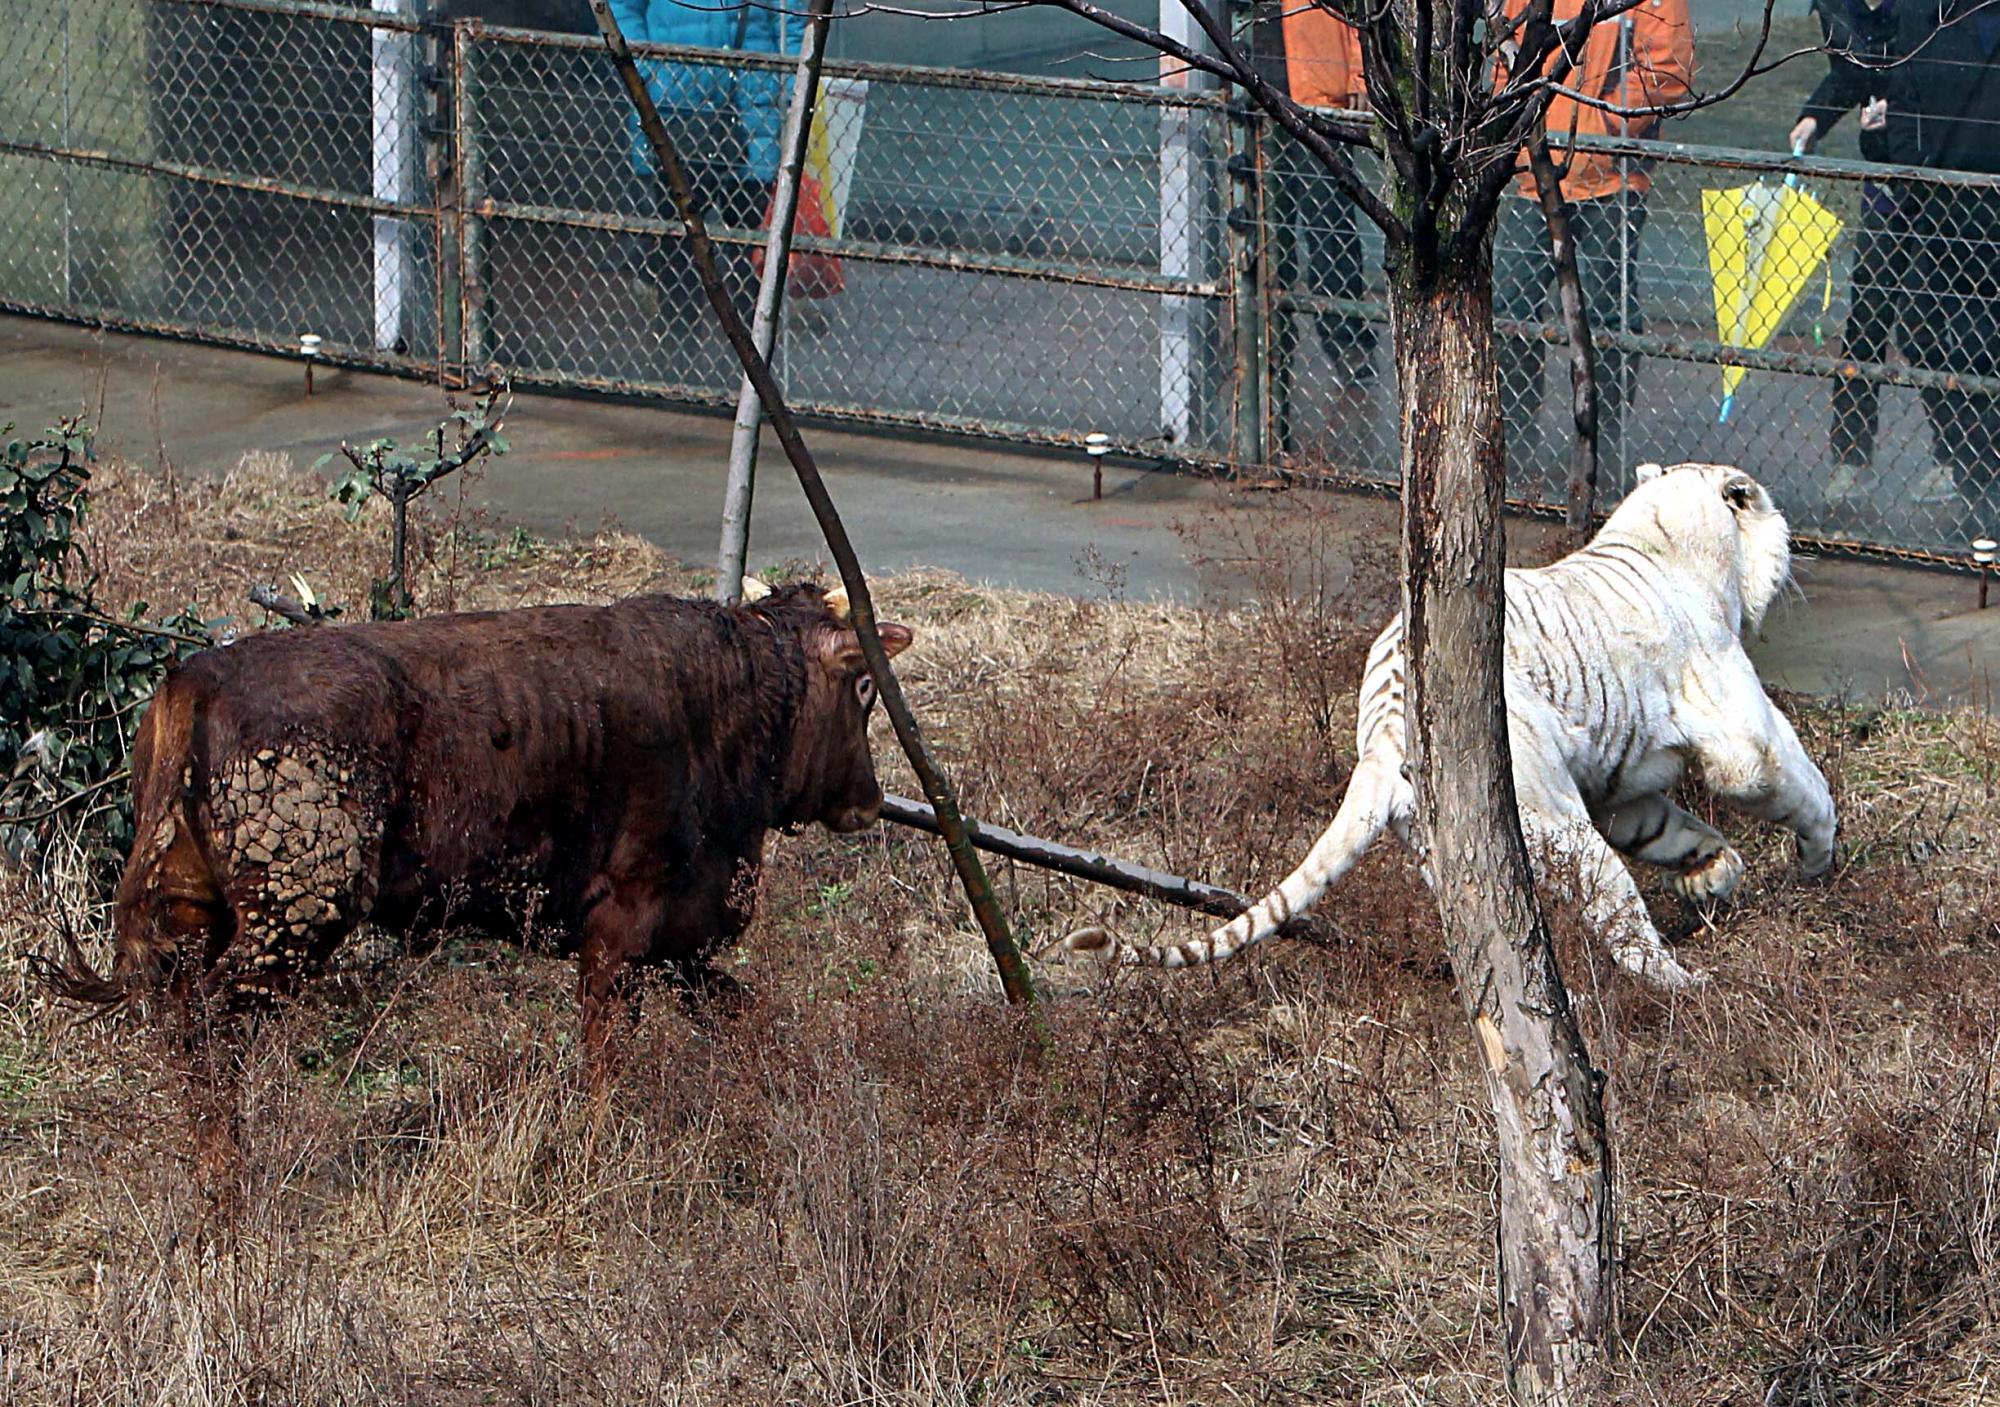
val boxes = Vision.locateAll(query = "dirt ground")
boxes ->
[2,451,1997,1405]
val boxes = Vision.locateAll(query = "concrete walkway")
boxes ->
[2,316,1991,706]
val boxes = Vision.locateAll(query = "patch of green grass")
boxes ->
[0,1034,49,1114]
[458,524,543,572]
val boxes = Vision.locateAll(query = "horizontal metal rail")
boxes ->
[168,0,431,33]
[0,299,435,377]
[472,196,1222,298]
[1557,129,2000,192]
[1287,101,2000,191]
[0,136,435,219]
[465,19,1229,109]
[1275,289,2000,400]
[492,360,1187,458]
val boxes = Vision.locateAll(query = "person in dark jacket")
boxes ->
[1791,0,1923,491]
[1896,1,2000,533]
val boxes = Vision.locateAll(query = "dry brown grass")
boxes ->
[2,455,1997,1404]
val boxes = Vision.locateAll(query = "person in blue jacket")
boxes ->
[607,0,788,319]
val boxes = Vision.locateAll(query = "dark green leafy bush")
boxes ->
[0,420,213,868]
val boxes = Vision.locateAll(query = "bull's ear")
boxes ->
[819,623,914,670]
[1635,461,1667,484]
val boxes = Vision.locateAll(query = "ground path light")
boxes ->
[299,334,322,397]
[1084,431,1110,500]
[1974,537,1996,610]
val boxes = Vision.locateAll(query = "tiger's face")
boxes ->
[1620,461,1791,635]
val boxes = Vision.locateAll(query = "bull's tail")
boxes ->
[1048,747,1413,969]
[28,909,134,1009]
[33,679,205,1012]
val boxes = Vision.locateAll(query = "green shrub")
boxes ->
[0,420,213,868]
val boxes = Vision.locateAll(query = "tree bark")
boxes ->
[1390,244,1611,1403]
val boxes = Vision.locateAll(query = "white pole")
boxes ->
[372,0,418,354]
[1158,2,1219,446]
[715,0,832,602]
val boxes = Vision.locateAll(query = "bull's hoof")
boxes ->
[1799,832,1839,881]
[1613,942,1709,992]
[1667,846,1745,907]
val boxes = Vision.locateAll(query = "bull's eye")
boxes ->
[855,674,877,708]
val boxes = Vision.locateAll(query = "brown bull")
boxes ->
[46,581,909,1147]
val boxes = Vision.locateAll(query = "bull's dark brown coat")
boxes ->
[57,584,909,1101]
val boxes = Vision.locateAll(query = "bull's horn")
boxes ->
[825,585,851,621]
[740,575,772,602]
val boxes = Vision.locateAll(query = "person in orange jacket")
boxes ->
[1261,5,1378,397]
[1493,0,1696,478]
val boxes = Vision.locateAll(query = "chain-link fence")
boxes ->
[3,0,445,368]
[1267,129,2000,559]
[6,0,1999,563]
[455,23,1230,450]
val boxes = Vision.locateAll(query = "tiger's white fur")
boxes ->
[1050,461,1836,989]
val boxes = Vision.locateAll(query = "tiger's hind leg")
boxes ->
[1522,802,1708,991]
[1597,794,1745,907]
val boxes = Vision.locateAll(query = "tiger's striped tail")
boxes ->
[1051,745,1412,970]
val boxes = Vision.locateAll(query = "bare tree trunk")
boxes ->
[1526,138,1600,541]
[1391,247,1611,1403]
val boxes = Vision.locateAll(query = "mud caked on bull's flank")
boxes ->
[43,579,910,1154]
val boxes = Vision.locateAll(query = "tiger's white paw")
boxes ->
[1799,827,1838,880]
[1613,943,1710,991]
[1035,927,1116,964]
[1667,846,1745,907]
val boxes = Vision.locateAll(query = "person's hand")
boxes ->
[1789,115,1819,154]
[1860,97,1888,131]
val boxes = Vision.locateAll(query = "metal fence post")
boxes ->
[371,0,420,355]
[422,5,456,376]
[1615,15,1634,493]
[453,23,487,374]
[59,0,74,308]
[1225,98,1266,469]
[1157,3,1219,450]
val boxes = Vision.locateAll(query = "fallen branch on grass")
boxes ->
[878,794,1336,945]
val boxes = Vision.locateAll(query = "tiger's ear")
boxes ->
[1635,462,1667,484]
[1721,474,1760,511]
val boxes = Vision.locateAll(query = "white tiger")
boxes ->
[1049,461,1837,990]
